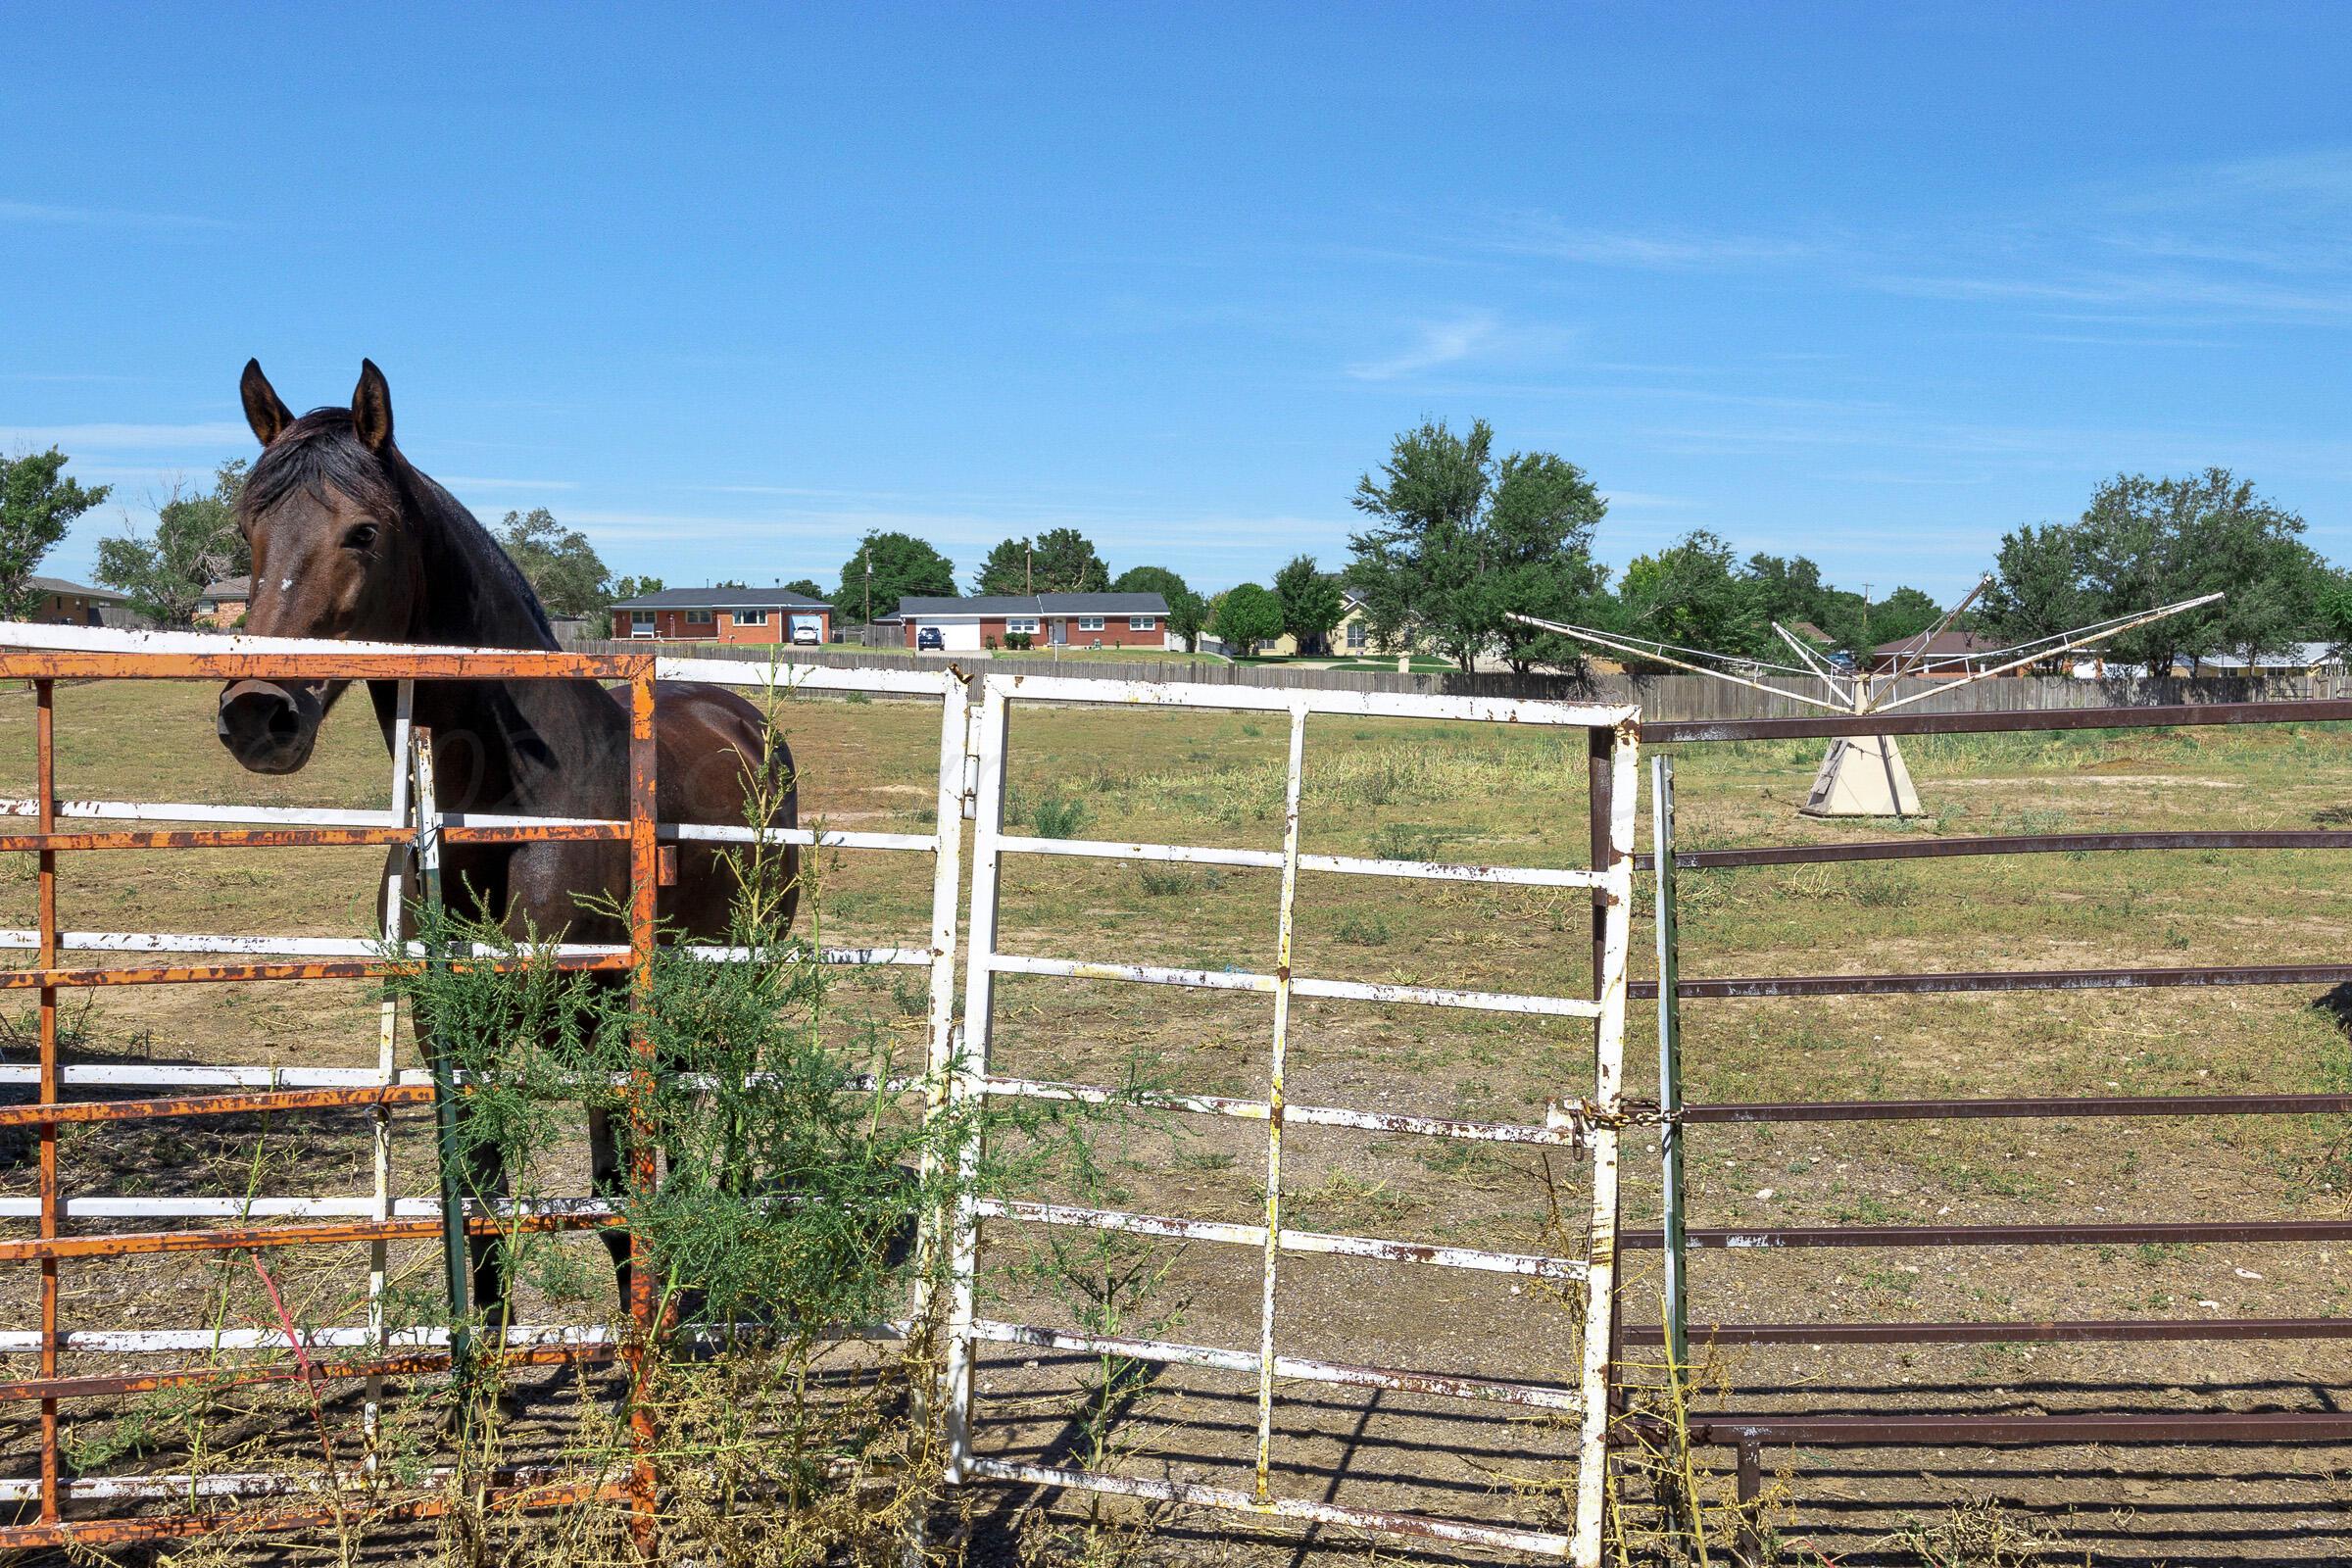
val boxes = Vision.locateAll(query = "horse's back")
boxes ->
[644,679,794,831]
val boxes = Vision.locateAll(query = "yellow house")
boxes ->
[1257,590,1411,659]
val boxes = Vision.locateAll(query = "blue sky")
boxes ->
[4,3,2347,604]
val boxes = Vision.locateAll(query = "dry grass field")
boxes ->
[0,675,2345,1563]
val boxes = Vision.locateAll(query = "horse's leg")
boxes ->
[464,1136,512,1321]
[588,1102,634,1308]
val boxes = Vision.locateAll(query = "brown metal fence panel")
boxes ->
[1642,702,2352,1494]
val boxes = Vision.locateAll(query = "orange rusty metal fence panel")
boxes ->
[0,626,974,1557]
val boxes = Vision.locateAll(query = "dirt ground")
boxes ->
[0,677,2346,1563]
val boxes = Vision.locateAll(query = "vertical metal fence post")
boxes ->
[367,680,416,1454]
[1252,703,1309,1502]
[1651,756,1688,1381]
[945,677,1011,1483]
[1572,718,1639,1568]
[34,679,58,1526]
[624,662,662,1560]
[411,731,469,1361]
[909,668,974,1515]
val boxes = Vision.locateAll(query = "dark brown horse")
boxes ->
[218,358,796,1311]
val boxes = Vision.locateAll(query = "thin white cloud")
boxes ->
[0,199,225,231]
[1347,312,1503,380]
[1492,220,1825,270]
[1482,146,2352,328]
[0,421,247,451]
[443,476,580,491]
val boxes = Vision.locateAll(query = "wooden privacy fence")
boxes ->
[0,625,1636,1563]
[563,638,2352,717]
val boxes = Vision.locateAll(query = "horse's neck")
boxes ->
[371,489,626,815]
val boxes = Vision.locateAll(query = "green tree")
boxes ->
[94,460,245,627]
[1112,564,1204,650]
[839,530,955,621]
[496,508,611,617]
[1346,418,1606,672]
[1610,530,1765,663]
[783,578,826,601]
[1983,523,2092,657]
[2319,572,2352,655]
[973,528,1110,596]
[1865,586,1946,654]
[0,448,112,618]
[1272,555,1345,655]
[1209,582,1284,658]
[2072,468,2313,673]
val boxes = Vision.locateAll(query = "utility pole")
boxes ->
[1024,542,1032,595]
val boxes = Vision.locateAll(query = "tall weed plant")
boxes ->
[348,730,1161,1563]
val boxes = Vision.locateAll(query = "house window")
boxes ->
[632,612,657,629]
[1129,615,1155,631]
[1078,615,1104,631]
[1004,616,1040,634]
[729,610,768,627]
[1347,619,1366,650]
[685,610,714,626]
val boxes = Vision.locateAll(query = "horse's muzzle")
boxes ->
[217,679,323,774]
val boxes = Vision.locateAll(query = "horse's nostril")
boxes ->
[218,683,309,760]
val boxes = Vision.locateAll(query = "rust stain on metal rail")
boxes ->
[1682,1092,2352,1122]
[0,1342,612,1404]
[0,1478,630,1551]
[0,1083,436,1129]
[1646,696,2352,744]
[1624,1219,2352,1250]
[442,821,631,845]
[0,826,415,853]
[1622,1317,2352,1347]
[1673,1411,2352,1446]
[980,1073,1586,1148]
[973,1317,1582,1411]
[0,954,634,991]
[1629,961,2352,1000]
[0,1211,603,1262]
[978,1196,1589,1279]
[964,1455,1574,1558]
[1636,829,2352,870]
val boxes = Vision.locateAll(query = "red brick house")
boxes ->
[197,576,251,627]
[1869,630,2006,676]
[611,587,833,645]
[888,593,1170,652]
[24,577,130,627]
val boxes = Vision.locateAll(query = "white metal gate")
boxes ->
[940,672,1639,1564]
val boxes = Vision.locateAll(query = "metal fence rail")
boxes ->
[947,671,1639,1565]
[0,626,972,1555]
[1643,702,2352,1508]
[0,627,1649,1564]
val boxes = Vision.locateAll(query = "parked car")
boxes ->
[791,624,820,646]
[917,626,945,651]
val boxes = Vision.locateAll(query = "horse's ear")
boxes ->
[240,359,292,447]
[351,359,394,453]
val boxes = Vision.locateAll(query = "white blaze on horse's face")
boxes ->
[217,358,424,774]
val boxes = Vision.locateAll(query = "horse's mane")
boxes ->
[244,408,557,649]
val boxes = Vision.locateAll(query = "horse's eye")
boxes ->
[343,524,379,551]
